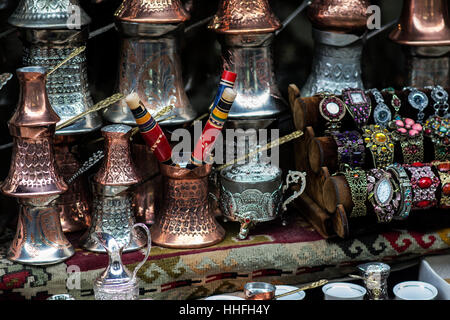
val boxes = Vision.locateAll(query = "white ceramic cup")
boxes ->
[393,281,438,300]
[322,282,367,300]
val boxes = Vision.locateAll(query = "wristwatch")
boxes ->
[367,88,392,127]
[425,85,449,117]
[333,131,366,171]
[367,168,401,223]
[403,87,429,123]
[388,118,424,164]
[381,87,401,119]
[363,125,395,169]
[317,92,347,134]
[403,163,440,210]
[342,88,372,129]
[387,163,412,220]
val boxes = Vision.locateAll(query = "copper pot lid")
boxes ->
[307,0,371,33]
[208,0,281,34]
[115,0,190,24]
[389,0,450,46]
[8,0,91,29]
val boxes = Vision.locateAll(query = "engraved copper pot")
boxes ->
[209,0,287,122]
[102,0,196,126]
[307,0,370,34]
[54,135,91,233]
[1,66,74,265]
[151,163,225,248]
[389,0,450,46]
[8,0,103,134]
[79,124,147,252]
[300,28,364,97]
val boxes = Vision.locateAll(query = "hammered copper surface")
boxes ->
[209,0,281,34]
[1,67,67,198]
[151,163,225,248]
[389,0,450,46]
[307,0,370,33]
[93,125,141,186]
[115,0,190,23]
[54,136,91,233]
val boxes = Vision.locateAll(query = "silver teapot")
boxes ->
[214,160,306,239]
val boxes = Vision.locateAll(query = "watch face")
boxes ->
[319,96,346,121]
[374,103,392,126]
[375,178,393,205]
[431,86,448,103]
[344,90,368,105]
[408,91,429,111]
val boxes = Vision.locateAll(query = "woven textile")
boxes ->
[0,215,449,300]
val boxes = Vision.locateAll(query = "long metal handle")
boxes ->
[274,279,328,299]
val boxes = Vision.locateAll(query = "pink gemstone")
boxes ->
[412,123,422,131]
[398,128,407,134]
[396,120,404,127]
[409,129,419,136]
[405,118,415,126]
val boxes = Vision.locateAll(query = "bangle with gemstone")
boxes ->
[402,87,429,123]
[367,88,392,128]
[367,168,401,223]
[403,163,440,210]
[424,85,449,117]
[317,91,347,134]
[387,163,412,220]
[423,115,450,161]
[342,169,368,218]
[388,118,424,164]
[342,88,371,129]
[381,87,401,119]
[432,161,450,209]
[333,131,366,171]
[362,125,395,169]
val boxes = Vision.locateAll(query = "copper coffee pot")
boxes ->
[209,0,287,124]
[151,163,225,248]
[389,0,450,87]
[103,0,196,126]
[1,66,74,265]
[79,124,147,252]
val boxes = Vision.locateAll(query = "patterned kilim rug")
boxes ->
[0,214,449,300]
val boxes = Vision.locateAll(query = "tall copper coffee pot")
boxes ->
[1,66,74,265]
[79,125,147,252]
[301,0,370,96]
[209,0,287,124]
[103,0,197,125]
[389,0,450,87]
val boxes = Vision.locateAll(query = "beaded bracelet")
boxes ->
[367,169,401,223]
[333,131,365,171]
[342,169,368,218]
[403,163,440,210]
[342,88,371,129]
[432,161,450,209]
[386,163,412,220]
[423,115,450,161]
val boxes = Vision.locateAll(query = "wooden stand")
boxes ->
[289,84,448,238]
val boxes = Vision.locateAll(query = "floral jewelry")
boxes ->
[423,115,450,161]
[367,88,392,127]
[403,87,429,123]
[388,118,424,164]
[363,125,395,169]
[403,162,440,210]
[381,87,401,119]
[387,163,412,220]
[367,169,401,223]
[317,91,347,134]
[342,88,371,129]
[333,131,366,171]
